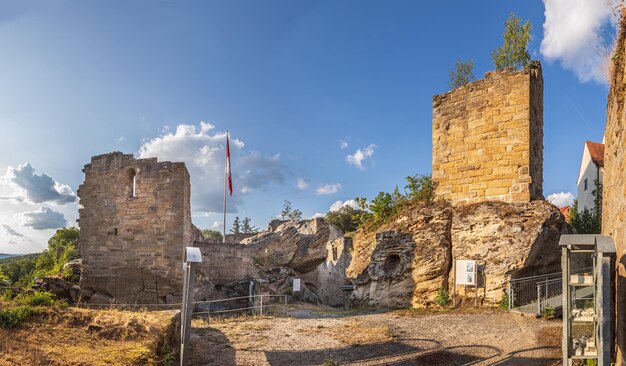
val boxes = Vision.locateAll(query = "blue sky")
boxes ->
[0,0,616,253]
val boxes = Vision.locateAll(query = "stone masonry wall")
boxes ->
[603,13,626,364]
[432,61,544,203]
[77,152,195,304]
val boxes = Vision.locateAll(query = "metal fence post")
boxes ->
[260,295,263,316]
[508,282,513,310]
[537,283,542,316]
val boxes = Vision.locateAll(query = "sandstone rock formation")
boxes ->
[348,200,570,307]
[195,217,351,307]
[451,201,571,300]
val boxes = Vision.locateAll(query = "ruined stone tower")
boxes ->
[432,61,544,203]
[77,152,198,304]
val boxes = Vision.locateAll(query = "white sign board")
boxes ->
[455,259,477,286]
[293,278,301,292]
[185,247,203,263]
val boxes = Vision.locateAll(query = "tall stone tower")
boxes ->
[432,61,543,204]
[77,152,197,304]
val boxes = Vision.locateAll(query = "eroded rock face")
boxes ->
[195,218,351,307]
[348,200,569,307]
[348,202,453,307]
[451,200,571,300]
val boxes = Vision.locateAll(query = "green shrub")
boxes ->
[0,288,14,301]
[499,293,510,310]
[541,306,555,318]
[15,290,54,307]
[0,305,36,328]
[436,287,450,306]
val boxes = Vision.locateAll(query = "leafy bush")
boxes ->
[348,173,437,231]
[325,205,363,233]
[405,174,437,202]
[61,266,80,283]
[436,287,450,306]
[0,305,36,328]
[499,293,510,310]
[15,291,54,307]
[541,306,555,319]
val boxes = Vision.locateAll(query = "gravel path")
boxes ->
[189,307,561,365]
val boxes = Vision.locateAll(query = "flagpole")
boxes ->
[223,130,228,243]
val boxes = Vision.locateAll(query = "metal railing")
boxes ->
[192,294,289,318]
[508,267,592,315]
[536,278,562,315]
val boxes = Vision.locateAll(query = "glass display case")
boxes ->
[560,235,615,366]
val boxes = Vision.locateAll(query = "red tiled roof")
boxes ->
[586,141,604,167]
[560,206,570,215]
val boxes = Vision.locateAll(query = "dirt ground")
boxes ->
[189,306,562,366]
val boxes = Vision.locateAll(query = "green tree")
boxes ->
[241,217,258,234]
[0,271,9,286]
[325,206,362,233]
[449,59,475,89]
[491,13,532,71]
[370,192,394,223]
[405,174,436,202]
[231,217,241,234]
[201,229,223,241]
[280,200,302,221]
[570,200,601,234]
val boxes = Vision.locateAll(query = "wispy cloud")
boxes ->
[339,139,348,149]
[316,183,342,195]
[541,0,617,84]
[346,144,376,170]
[295,178,309,190]
[2,224,23,237]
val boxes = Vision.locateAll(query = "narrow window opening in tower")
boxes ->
[128,168,137,198]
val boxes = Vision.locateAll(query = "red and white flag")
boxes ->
[225,131,233,196]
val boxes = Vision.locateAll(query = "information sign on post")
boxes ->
[293,278,301,292]
[180,247,202,366]
[455,259,477,286]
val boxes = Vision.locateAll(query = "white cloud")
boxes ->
[296,178,309,191]
[311,212,325,218]
[138,122,290,214]
[329,199,360,212]
[541,0,617,84]
[546,191,575,208]
[2,163,76,204]
[21,207,67,230]
[209,221,222,229]
[346,144,376,170]
[316,183,342,195]
[339,140,348,149]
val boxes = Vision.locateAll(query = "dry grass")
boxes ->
[0,307,178,366]
[330,319,392,346]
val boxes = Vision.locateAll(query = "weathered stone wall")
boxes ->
[77,152,195,304]
[315,236,352,307]
[432,62,544,204]
[603,13,626,364]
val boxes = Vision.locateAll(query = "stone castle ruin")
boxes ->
[432,61,543,203]
[75,61,568,308]
[77,152,200,304]
[77,152,351,305]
